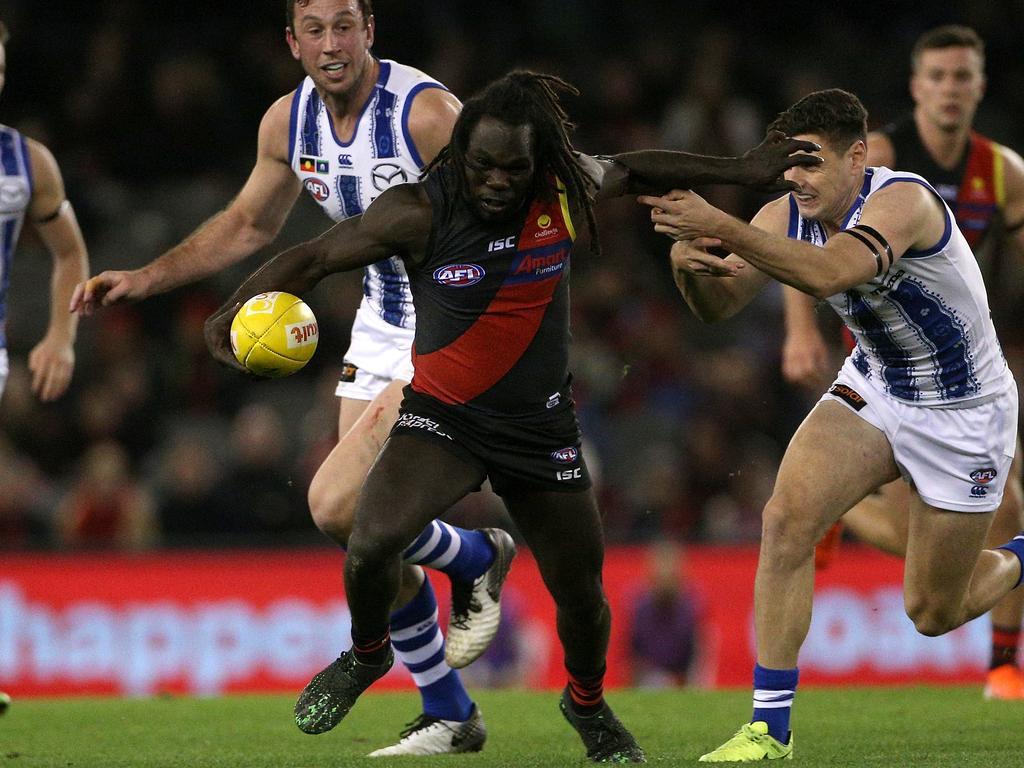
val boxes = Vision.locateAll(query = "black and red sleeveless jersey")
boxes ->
[879,115,1013,327]
[882,115,1006,255]
[408,166,578,415]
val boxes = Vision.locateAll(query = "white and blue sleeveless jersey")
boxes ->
[789,166,1011,406]
[0,125,32,350]
[288,60,447,330]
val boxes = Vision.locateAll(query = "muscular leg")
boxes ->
[843,479,910,557]
[982,445,1024,633]
[844,439,1024,695]
[307,386,487,740]
[504,487,609,676]
[505,486,644,763]
[308,381,424,606]
[757,400,901,669]
[902,490,1020,636]
[345,433,487,649]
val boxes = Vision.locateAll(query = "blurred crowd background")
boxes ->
[2,1,1023,551]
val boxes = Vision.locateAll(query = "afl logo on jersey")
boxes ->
[433,264,485,287]
[304,178,330,202]
[551,447,579,464]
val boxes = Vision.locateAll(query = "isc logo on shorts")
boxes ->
[434,264,485,287]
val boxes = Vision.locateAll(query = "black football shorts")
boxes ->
[391,385,592,496]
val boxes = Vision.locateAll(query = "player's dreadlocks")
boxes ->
[424,70,601,253]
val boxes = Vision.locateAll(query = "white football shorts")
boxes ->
[821,356,1018,513]
[335,297,415,401]
[0,348,7,401]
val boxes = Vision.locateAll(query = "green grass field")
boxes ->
[0,686,1018,767]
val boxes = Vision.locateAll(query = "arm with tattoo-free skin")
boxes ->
[203,183,432,372]
[777,128,899,387]
[71,96,302,314]
[642,180,946,304]
[71,86,461,314]
[580,131,823,200]
[25,139,89,401]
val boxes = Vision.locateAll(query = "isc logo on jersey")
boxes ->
[304,178,330,202]
[434,264,485,287]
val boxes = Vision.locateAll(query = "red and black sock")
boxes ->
[352,629,391,666]
[567,665,606,716]
[990,625,1020,670]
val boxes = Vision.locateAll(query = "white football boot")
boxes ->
[444,528,516,668]
[367,705,487,756]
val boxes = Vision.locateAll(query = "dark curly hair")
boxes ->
[286,0,373,30]
[767,88,867,155]
[423,70,601,252]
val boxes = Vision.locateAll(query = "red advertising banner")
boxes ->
[0,545,988,697]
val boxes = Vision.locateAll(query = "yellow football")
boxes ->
[230,292,319,377]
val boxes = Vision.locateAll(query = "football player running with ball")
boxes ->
[71,0,509,756]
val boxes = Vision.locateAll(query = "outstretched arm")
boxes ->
[25,139,89,402]
[204,183,432,371]
[71,95,302,314]
[583,131,823,200]
[642,182,946,299]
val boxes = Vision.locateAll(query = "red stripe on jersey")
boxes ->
[412,264,564,405]
[957,133,999,249]
[412,195,573,405]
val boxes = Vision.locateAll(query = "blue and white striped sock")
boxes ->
[402,520,495,582]
[390,575,474,722]
[752,664,798,743]
[996,534,1024,588]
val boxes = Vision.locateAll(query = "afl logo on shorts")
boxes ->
[304,178,330,202]
[970,468,997,484]
[434,264,485,287]
[551,447,579,464]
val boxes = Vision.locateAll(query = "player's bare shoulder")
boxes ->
[257,93,299,162]
[406,87,461,166]
[751,194,792,234]
[22,137,67,217]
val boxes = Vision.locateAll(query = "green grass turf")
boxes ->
[0,686,1018,767]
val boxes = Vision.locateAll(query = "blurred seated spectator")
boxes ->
[151,427,235,545]
[219,401,313,543]
[629,541,708,687]
[55,439,157,550]
[0,434,54,548]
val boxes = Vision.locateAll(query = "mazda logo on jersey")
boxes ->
[433,264,485,287]
[371,163,408,191]
[303,178,330,202]
[0,179,29,211]
[551,447,578,464]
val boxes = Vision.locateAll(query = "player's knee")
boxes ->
[760,495,818,566]
[307,472,360,544]
[549,573,607,621]
[346,523,407,569]
[904,594,960,637]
